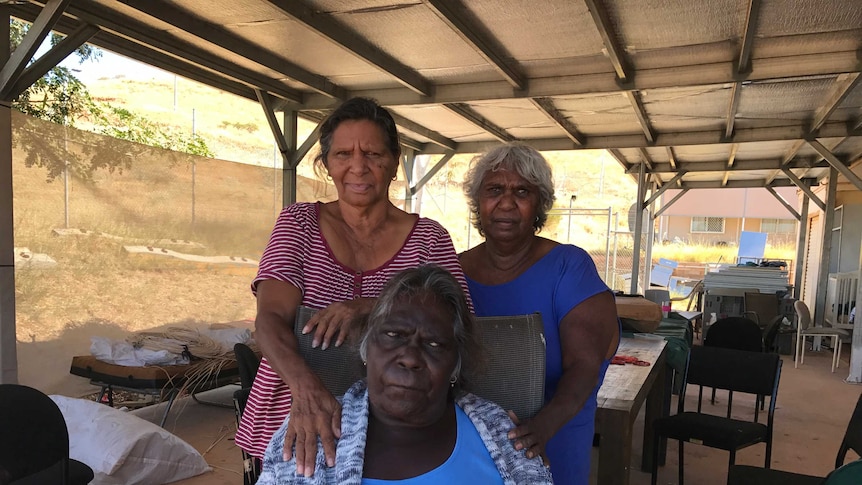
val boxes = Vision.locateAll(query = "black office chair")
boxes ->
[232,342,262,485]
[729,391,862,485]
[650,345,782,485]
[0,384,94,485]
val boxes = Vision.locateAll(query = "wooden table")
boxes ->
[595,337,669,485]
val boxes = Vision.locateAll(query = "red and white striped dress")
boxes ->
[234,202,471,458]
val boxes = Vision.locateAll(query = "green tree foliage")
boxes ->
[9,18,213,182]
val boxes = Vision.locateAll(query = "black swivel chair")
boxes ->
[650,345,782,485]
[729,391,862,485]
[0,384,94,485]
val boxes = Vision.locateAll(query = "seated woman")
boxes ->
[256,265,552,484]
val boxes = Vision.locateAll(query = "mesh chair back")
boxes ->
[686,346,781,397]
[469,313,546,420]
[294,306,364,397]
[294,306,546,420]
[704,317,763,352]
[234,342,261,389]
[837,392,862,468]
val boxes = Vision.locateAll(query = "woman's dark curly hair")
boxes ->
[312,97,401,177]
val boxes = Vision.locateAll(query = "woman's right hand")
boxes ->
[283,379,342,477]
[302,298,374,350]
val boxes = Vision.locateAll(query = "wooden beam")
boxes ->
[782,167,825,210]
[389,113,457,151]
[738,0,761,73]
[583,0,630,82]
[811,73,862,133]
[808,139,862,193]
[764,185,801,220]
[423,0,524,89]
[530,97,585,145]
[443,103,515,142]
[267,0,430,95]
[724,82,741,140]
[626,91,655,143]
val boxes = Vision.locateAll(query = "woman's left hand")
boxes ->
[507,410,552,467]
[302,298,375,350]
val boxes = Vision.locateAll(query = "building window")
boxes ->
[761,218,796,234]
[691,216,724,233]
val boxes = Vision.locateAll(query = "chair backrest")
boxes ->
[233,342,261,389]
[744,292,781,328]
[795,300,813,331]
[682,346,782,418]
[294,306,547,420]
[703,317,764,352]
[0,384,71,484]
[836,392,862,468]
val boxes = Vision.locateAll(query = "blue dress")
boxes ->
[466,244,614,485]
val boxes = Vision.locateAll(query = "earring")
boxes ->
[449,375,457,387]
[363,361,367,367]
[535,216,540,223]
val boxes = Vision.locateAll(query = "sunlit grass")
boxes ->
[651,241,796,264]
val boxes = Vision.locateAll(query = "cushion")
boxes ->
[50,395,211,485]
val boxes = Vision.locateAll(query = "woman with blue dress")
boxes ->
[459,142,621,484]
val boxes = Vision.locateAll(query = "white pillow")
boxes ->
[50,395,211,484]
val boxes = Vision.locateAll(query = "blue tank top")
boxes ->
[361,405,503,485]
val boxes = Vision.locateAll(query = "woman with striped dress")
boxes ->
[234,97,469,478]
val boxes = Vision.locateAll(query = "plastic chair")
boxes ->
[795,300,849,373]
[729,391,862,484]
[650,346,782,485]
[0,384,94,485]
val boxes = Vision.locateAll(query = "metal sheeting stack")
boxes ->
[704,265,791,294]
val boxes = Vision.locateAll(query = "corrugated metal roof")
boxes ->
[4,0,861,191]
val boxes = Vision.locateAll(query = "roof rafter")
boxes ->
[0,0,70,100]
[9,23,99,98]
[665,147,677,171]
[420,121,853,154]
[810,72,862,133]
[633,157,826,174]
[637,147,653,170]
[21,1,306,103]
[582,0,630,83]
[301,49,861,109]
[725,82,742,140]
[680,178,814,189]
[422,0,524,89]
[443,103,515,142]
[530,97,585,145]
[626,91,655,143]
[737,0,761,74]
[267,0,430,96]
[119,0,343,99]
[389,113,457,151]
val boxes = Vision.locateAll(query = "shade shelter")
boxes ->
[2,0,862,384]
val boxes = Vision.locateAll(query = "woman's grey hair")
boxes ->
[358,265,482,392]
[462,142,556,236]
[312,97,401,179]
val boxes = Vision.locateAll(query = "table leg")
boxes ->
[642,360,669,471]
[597,409,632,485]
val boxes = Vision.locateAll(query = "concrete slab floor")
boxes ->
[133,347,861,485]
